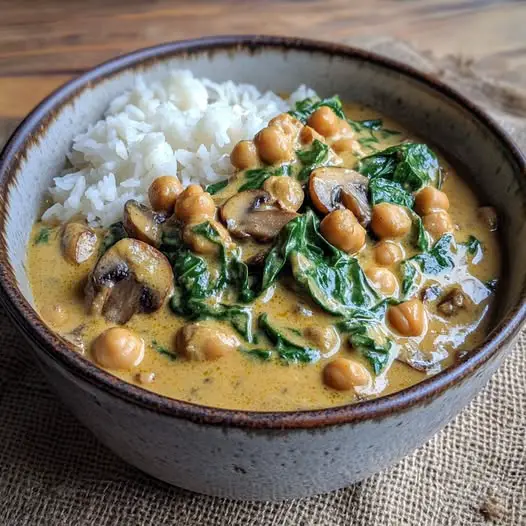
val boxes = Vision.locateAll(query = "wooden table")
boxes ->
[1,0,525,136]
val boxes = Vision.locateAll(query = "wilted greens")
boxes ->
[154,96,494,378]
[359,143,441,191]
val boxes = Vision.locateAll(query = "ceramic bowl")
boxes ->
[0,36,524,501]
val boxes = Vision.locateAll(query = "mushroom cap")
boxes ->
[85,238,173,324]
[123,199,165,248]
[220,189,298,242]
[309,167,371,226]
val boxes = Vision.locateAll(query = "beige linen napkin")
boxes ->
[0,39,524,526]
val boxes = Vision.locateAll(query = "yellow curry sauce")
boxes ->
[27,100,500,411]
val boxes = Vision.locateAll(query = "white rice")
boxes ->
[42,70,317,227]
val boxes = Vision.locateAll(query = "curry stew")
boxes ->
[27,97,500,411]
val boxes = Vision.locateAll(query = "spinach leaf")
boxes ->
[348,118,401,149]
[164,221,255,341]
[464,235,482,255]
[369,178,415,208]
[349,119,383,132]
[336,301,388,333]
[359,154,398,180]
[202,303,252,341]
[241,348,273,361]
[413,214,432,252]
[357,136,380,152]
[258,314,320,364]
[296,139,329,182]
[464,235,483,263]
[152,340,177,361]
[34,226,51,245]
[337,303,392,374]
[400,234,489,300]
[400,234,457,299]
[288,96,345,122]
[359,143,440,191]
[349,331,392,375]
[187,221,254,302]
[170,291,254,342]
[291,252,379,316]
[205,180,228,195]
[261,212,306,290]
[413,234,456,275]
[238,165,291,192]
[401,261,419,298]
[100,221,127,254]
[262,210,380,316]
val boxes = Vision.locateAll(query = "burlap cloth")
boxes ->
[0,38,524,526]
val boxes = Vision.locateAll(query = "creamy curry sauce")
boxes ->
[27,100,500,411]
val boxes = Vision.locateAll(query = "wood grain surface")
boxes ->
[0,0,525,135]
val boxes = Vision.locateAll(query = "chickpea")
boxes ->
[148,176,183,214]
[299,125,325,145]
[371,202,412,239]
[320,209,366,254]
[373,240,404,267]
[331,138,355,153]
[183,220,233,255]
[41,303,68,328]
[323,357,372,391]
[268,113,303,136]
[365,266,399,296]
[230,140,260,170]
[254,126,293,165]
[307,107,340,138]
[174,184,216,224]
[93,327,145,370]
[423,210,454,239]
[414,186,450,216]
[263,175,304,212]
[387,299,427,337]
[304,325,340,355]
[175,322,240,361]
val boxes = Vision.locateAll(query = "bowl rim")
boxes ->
[0,35,525,429]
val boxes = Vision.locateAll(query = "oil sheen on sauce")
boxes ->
[26,102,500,411]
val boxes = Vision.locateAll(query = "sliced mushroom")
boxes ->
[309,167,371,226]
[123,200,166,248]
[61,222,98,264]
[220,190,298,242]
[85,238,173,324]
[437,287,469,317]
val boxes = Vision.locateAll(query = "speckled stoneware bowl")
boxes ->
[0,36,525,501]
